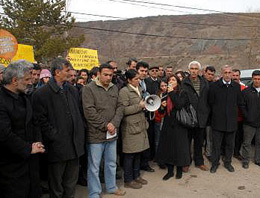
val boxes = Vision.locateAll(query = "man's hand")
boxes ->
[107,123,116,135]
[31,142,45,154]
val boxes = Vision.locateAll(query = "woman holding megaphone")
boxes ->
[119,69,149,189]
[155,74,191,180]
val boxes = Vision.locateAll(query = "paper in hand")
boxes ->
[106,129,117,139]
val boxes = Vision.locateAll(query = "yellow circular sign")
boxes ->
[0,29,18,60]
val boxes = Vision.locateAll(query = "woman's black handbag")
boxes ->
[176,104,198,128]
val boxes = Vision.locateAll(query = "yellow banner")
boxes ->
[12,44,35,63]
[68,47,99,70]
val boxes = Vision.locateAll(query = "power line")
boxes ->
[66,10,260,28]
[107,0,254,15]
[1,11,258,40]
[70,23,259,41]
[1,5,260,29]
[70,11,260,28]
[108,0,193,14]
[106,0,260,21]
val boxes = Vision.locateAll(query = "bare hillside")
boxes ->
[70,13,260,71]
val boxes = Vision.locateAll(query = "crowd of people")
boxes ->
[0,57,260,198]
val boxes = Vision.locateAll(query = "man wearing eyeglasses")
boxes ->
[108,60,125,90]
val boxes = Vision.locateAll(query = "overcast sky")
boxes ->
[68,0,260,22]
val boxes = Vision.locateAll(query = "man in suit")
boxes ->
[209,65,244,173]
[136,61,155,172]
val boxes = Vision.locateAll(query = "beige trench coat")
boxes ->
[119,85,149,153]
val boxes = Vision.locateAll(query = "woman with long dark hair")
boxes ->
[119,69,149,189]
[156,74,190,180]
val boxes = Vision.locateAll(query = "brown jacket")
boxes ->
[119,85,149,153]
[82,79,124,144]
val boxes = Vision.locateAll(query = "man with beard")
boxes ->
[0,60,45,198]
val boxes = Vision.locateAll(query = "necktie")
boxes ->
[140,80,146,92]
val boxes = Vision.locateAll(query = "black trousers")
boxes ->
[188,127,205,166]
[234,121,244,156]
[141,119,155,168]
[48,158,79,198]
[124,152,141,183]
[212,130,236,166]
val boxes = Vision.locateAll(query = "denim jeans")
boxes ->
[241,125,260,164]
[87,140,117,198]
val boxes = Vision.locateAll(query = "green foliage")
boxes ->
[0,0,84,63]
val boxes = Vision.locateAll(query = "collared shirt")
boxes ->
[150,77,158,81]
[255,87,260,93]
[129,84,141,97]
[95,77,114,91]
[222,79,231,85]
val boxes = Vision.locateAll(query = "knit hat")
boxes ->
[40,69,51,79]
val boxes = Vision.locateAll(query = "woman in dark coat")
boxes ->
[156,74,190,180]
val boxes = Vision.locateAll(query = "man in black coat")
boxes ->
[240,70,260,169]
[144,65,160,160]
[33,58,85,197]
[209,65,244,173]
[0,60,45,198]
[203,66,216,161]
[182,61,210,171]
[136,61,155,172]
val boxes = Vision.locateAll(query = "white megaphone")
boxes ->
[144,94,161,112]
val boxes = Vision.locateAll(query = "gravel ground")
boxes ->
[41,150,260,198]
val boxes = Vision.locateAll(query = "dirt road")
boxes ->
[74,157,260,198]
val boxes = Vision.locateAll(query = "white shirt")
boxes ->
[255,87,260,93]
[222,79,231,85]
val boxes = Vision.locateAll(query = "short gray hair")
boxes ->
[2,60,33,85]
[188,61,202,70]
[221,65,232,72]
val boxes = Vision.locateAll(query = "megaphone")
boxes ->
[144,94,161,112]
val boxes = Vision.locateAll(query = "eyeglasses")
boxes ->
[151,70,158,72]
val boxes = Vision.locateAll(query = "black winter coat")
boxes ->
[156,90,191,166]
[182,76,210,128]
[145,77,160,95]
[32,79,85,162]
[208,78,243,132]
[241,85,260,128]
[0,86,40,198]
